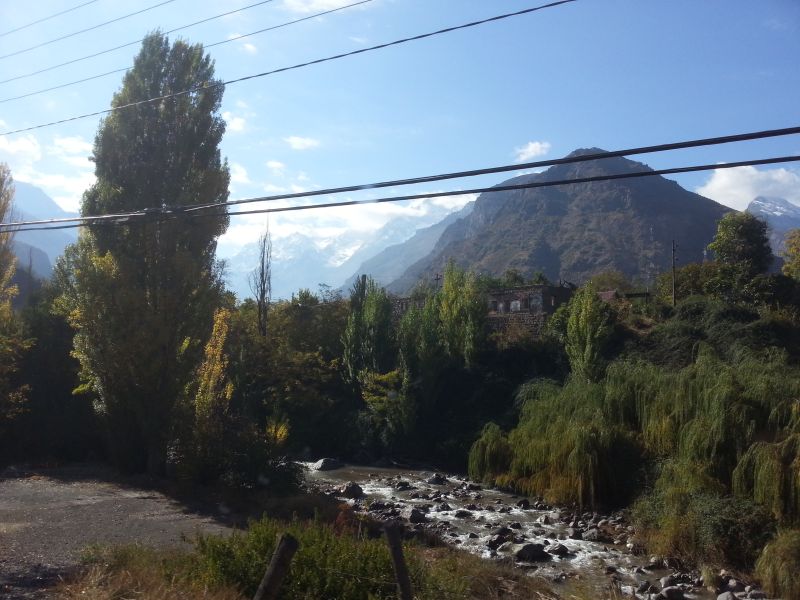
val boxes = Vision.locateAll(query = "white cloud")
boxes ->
[296,171,309,182]
[242,42,258,54]
[514,141,551,163]
[0,133,42,168]
[230,163,251,184]
[290,184,307,193]
[50,136,92,156]
[284,136,320,150]
[266,160,286,174]
[349,36,368,44]
[263,183,288,193]
[222,111,246,132]
[282,0,366,13]
[696,166,800,210]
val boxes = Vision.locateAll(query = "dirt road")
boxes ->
[0,464,233,599]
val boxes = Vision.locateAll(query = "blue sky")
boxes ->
[0,0,798,259]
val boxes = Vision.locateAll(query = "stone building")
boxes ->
[391,283,574,336]
[485,283,574,336]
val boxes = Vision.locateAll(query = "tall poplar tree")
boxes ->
[58,33,230,474]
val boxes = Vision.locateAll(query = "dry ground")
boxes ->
[0,464,233,599]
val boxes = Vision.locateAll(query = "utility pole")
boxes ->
[671,239,677,307]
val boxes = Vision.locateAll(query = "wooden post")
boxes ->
[384,522,413,600]
[253,533,299,600]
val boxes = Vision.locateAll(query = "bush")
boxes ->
[194,517,466,600]
[756,529,800,600]
[633,463,775,569]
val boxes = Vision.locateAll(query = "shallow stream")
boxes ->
[303,463,713,598]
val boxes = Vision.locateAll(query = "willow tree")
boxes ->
[565,283,611,383]
[58,33,230,474]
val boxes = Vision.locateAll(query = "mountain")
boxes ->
[341,201,474,291]
[10,181,78,276]
[746,196,800,254]
[224,204,471,300]
[388,149,731,294]
[11,240,52,278]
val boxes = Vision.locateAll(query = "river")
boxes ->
[302,462,717,599]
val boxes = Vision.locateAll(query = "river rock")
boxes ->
[717,593,737,600]
[312,457,343,471]
[747,592,766,599]
[339,481,363,499]
[727,580,745,593]
[513,543,550,562]
[516,498,530,509]
[454,509,472,519]
[660,575,677,588]
[408,508,428,524]
[537,514,552,525]
[436,502,452,512]
[583,527,602,541]
[427,473,448,485]
[658,586,685,600]
[567,527,583,540]
[548,543,571,557]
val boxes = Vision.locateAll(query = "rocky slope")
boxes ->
[389,150,731,294]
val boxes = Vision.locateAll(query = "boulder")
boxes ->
[567,527,583,540]
[727,580,745,593]
[426,473,448,485]
[583,527,602,541]
[548,543,571,557]
[339,481,363,499]
[408,508,428,524]
[660,575,677,589]
[658,586,684,600]
[747,592,766,600]
[514,543,550,562]
[312,457,343,471]
[454,509,472,519]
[717,593,737,600]
[516,498,531,509]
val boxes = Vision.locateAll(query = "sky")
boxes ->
[0,0,798,260]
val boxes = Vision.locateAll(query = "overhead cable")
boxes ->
[0,0,179,61]
[0,0,284,87]
[0,0,101,38]
[0,0,372,103]
[0,0,576,136]
[8,125,799,229]
[4,154,799,233]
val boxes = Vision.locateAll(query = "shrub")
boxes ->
[756,529,800,600]
[633,463,775,569]
[194,517,467,599]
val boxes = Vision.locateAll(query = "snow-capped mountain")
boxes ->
[224,204,470,300]
[746,196,800,254]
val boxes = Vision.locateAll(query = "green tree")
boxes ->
[342,276,394,381]
[0,165,30,450]
[706,212,773,301]
[565,283,612,382]
[438,261,486,367]
[782,228,800,281]
[57,33,230,474]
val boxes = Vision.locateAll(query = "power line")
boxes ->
[4,154,799,233]
[0,0,101,38]
[0,0,577,137]
[8,125,799,229]
[0,0,283,88]
[0,0,372,104]
[0,0,179,61]
[184,125,800,213]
